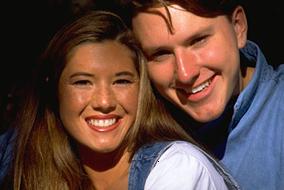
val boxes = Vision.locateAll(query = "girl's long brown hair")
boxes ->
[7,10,198,190]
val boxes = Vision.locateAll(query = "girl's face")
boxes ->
[58,41,139,154]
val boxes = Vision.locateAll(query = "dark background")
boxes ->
[244,2,283,65]
[0,0,283,129]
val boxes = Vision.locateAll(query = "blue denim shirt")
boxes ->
[220,41,284,190]
[129,141,240,190]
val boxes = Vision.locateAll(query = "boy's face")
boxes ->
[132,5,247,122]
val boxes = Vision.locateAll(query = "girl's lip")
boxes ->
[86,114,120,120]
[87,118,122,132]
[85,114,122,132]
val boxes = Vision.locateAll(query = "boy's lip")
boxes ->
[177,75,217,103]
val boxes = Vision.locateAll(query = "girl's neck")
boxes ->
[79,146,130,190]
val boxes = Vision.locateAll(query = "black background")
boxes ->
[0,1,283,123]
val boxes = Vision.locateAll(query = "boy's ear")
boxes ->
[232,6,248,48]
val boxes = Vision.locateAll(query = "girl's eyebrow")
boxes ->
[69,71,136,78]
[116,71,136,77]
[70,72,93,78]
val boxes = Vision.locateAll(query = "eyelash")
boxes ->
[73,79,133,86]
[149,50,172,62]
[191,35,208,46]
[114,79,133,85]
[73,80,91,86]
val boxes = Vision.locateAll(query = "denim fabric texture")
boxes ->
[0,128,15,186]
[221,41,284,190]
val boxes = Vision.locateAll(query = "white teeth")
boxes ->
[87,118,116,127]
[191,80,210,94]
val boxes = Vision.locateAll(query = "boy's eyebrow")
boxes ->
[144,26,214,55]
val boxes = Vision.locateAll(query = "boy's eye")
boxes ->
[148,50,172,62]
[191,35,208,46]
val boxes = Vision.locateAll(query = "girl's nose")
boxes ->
[91,86,116,113]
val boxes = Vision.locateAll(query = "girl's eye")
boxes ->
[73,80,91,86]
[114,79,132,85]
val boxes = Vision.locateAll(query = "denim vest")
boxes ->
[0,128,15,186]
[128,141,240,190]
